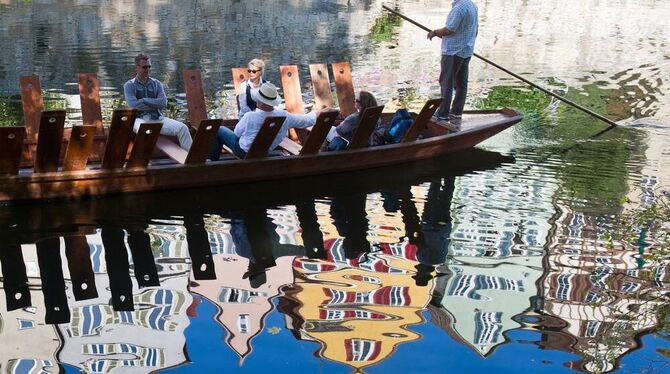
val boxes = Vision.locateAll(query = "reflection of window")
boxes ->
[238,314,249,334]
[219,288,265,303]
[585,320,601,337]
[556,274,572,300]
[596,257,611,264]
[622,281,640,293]
[17,319,35,330]
[474,312,502,345]
[585,291,601,304]
[345,339,381,362]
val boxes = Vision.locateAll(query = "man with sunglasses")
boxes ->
[427,0,478,122]
[123,53,193,150]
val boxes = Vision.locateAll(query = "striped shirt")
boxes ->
[441,0,479,58]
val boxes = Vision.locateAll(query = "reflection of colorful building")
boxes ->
[280,240,433,371]
[529,204,670,372]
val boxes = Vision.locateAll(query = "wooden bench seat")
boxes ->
[348,105,385,150]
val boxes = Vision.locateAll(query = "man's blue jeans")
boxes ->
[435,54,470,118]
[209,126,247,160]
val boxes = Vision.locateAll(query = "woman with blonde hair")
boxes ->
[326,90,379,151]
[237,58,266,118]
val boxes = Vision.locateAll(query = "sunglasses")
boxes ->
[141,65,152,69]
[248,69,261,73]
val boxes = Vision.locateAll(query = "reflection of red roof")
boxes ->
[186,295,202,317]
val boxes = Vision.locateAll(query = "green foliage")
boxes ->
[0,95,24,126]
[370,13,402,43]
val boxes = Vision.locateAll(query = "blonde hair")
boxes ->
[248,59,265,73]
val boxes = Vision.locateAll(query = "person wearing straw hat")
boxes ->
[209,82,318,159]
[427,0,478,122]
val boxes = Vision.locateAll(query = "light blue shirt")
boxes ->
[123,76,168,120]
[441,0,479,58]
[234,108,316,152]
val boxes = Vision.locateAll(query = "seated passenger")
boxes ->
[237,58,266,119]
[209,82,317,160]
[123,53,193,150]
[326,90,382,151]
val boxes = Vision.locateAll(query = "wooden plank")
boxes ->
[348,105,384,150]
[231,67,249,94]
[126,122,162,169]
[280,65,304,114]
[34,110,66,173]
[300,109,339,155]
[156,137,188,164]
[331,62,356,117]
[101,109,136,169]
[185,118,222,164]
[279,138,302,155]
[63,125,96,171]
[309,63,334,110]
[19,75,44,142]
[402,98,442,142]
[78,73,103,133]
[183,69,208,130]
[245,116,286,159]
[0,127,25,175]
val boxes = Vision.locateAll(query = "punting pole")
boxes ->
[382,5,620,128]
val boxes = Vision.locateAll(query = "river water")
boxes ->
[1,0,670,373]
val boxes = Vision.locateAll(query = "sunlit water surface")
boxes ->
[1,0,670,373]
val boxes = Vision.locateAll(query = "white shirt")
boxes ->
[238,79,263,118]
[235,108,316,152]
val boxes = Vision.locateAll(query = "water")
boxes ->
[1,0,670,373]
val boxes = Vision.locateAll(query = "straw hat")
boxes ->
[253,82,282,107]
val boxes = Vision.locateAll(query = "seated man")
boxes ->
[123,53,193,150]
[209,82,316,160]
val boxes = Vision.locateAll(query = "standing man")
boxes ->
[427,0,479,121]
[124,53,193,150]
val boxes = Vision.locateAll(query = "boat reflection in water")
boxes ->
[2,148,668,372]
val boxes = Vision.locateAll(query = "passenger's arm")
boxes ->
[123,81,153,110]
[287,112,317,129]
[141,81,168,109]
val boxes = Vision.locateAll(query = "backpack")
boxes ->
[386,109,414,144]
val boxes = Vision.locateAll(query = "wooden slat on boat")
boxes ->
[19,75,44,142]
[348,105,384,150]
[183,69,207,129]
[78,73,104,133]
[126,122,162,169]
[231,67,249,95]
[331,62,356,117]
[280,65,304,114]
[34,110,66,173]
[185,118,222,164]
[245,116,286,159]
[101,109,136,170]
[62,125,96,171]
[64,235,98,301]
[0,126,25,175]
[300,109,339,155]
[402,98,442,142]
[309,63,334,110]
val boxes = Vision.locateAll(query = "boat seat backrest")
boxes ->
[402,98,443,142]
[309,63,334,110]
[78,73,104,133]
[347,105,385,150]
[299,109,339,155]
[280,65,304,114]
[19,74,44,143]
[0,126,26,175]
[331,62,356,117]
[34,110,66,173]
[63,125,96,171]
[231,67,249,96]
[126,122,163,169]
[185,119,222,164]
[102,109,136,170]
[245,116,287,159]
[183,69,207,130]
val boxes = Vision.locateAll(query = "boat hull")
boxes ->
[0,110,521,204]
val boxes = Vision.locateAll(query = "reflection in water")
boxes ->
[1,145,669,372]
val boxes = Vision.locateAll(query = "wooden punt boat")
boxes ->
[0,63,522,205]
